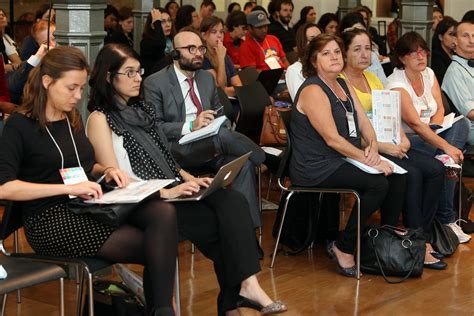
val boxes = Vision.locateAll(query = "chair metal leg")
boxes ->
[1,293,7,316]
[191,243,195,254]
[266,176,273,200]
[87,271,94,316]
[59,277,65,316]
[75,267,85,316]
[270,191,295,268]
[175,257,181,316]
[459,166,463,220]
[258,166,263,237]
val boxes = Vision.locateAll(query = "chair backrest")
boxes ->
[238,67,259,85]
[441,90,459,116]
[216,86,235,123]
[257,68,284,96]
[276,110,293,187]
[234,81,271,143]
[0,201,23,244]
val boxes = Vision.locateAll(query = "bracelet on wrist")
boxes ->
[189,121,193,132]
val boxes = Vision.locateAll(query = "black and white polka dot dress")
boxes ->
[24,204,114,257]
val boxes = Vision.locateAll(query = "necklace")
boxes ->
[343,70,371,94]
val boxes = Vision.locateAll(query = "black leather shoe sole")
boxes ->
[424,260,447,270]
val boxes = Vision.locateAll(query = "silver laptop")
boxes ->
[166,152,251,202]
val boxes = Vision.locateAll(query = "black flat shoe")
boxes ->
[236,295,287,314]
[430,251,444,260]
[424,259,447,270]
[326,241,357,278]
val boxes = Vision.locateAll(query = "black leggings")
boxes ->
[316,163,392,254]
[96,199,178,313]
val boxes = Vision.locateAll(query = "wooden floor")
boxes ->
[2,179,474,316]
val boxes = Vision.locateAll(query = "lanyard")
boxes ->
[320,77,355,114]
[342,71,371,94]
[253,37,271,56]
[45,115,82,170]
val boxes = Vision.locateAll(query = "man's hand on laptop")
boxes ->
[192,110,215,131]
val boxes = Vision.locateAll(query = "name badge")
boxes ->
[420,107,431,125]
[59,167,89,198]
[347,112,358,138]
[264,56,281,70]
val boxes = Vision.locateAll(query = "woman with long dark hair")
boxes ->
[292,6,317,34]
[87,43,287,316]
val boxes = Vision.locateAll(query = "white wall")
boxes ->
[444,0,472,21]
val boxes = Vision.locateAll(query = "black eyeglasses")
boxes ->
[116,68,145,78]
[175,45,207,55]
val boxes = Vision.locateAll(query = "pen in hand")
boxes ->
[392,139,409,159]
[96,173,107,184]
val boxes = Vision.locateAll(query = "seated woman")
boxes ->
[387,31,471,244]
[431,16,457,84]
[105,6,134,48]
[0,8,21,72]
[200,16,242,123]
[341,28,447,269]
[290,34,405,278]
[285,22,322,101]
[19,19,56,61]
[140,8,174,77]
[86,43,287,316]
[0,46,179,316]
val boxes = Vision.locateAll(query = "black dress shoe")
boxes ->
[461,219,474,234]
[430,251,445,260]
[424,259,447,270]
[326,241,357,278]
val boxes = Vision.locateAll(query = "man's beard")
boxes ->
[280,16,291,25]
[179,58,203,71]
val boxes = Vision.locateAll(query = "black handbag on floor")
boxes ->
[360,225,425,283]
[68,199,137,227]
[430,218,459,257]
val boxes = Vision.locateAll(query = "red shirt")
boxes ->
[223,32,242,66]
[0,57,10,119]
[239,34,287,70]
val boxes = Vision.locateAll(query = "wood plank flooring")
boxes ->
[2,179,474,316]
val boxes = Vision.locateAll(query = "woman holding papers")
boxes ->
[0,46,179,316]
[341,28,448,269]
[289,34,405,278]
[87,44,287,316]
[387,31,471,244]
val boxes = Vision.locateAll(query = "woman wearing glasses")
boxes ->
[87,43,287,316]
[387,31,471,243]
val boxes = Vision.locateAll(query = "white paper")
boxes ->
[264,56,282,70]
[435,113,464,134]
[343,156,407,175]
[178,116,227,145]
[0,264,7,279]
[85,179,175,204]
[372,90,401,144]
[261,146,283,156]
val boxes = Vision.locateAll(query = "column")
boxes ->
[338,0,362,20]
[399,0,434,47]
[54,0,107,119]
[133,0,161,54]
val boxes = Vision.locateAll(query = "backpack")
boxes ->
[83,279,145,316]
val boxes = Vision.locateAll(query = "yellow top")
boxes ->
[339,70,384,113]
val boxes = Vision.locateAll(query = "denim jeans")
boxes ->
[407,118,470,224]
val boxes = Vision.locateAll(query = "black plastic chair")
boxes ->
[270,111,362,279]
[216,86,238,125]
[0,254,67,315]
[235,81,272,144]
[238,67,259,85]
[0,201,114,316]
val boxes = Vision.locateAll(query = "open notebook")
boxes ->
[343,156,407,174]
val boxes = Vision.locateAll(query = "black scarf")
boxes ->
[101,100,182,181]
